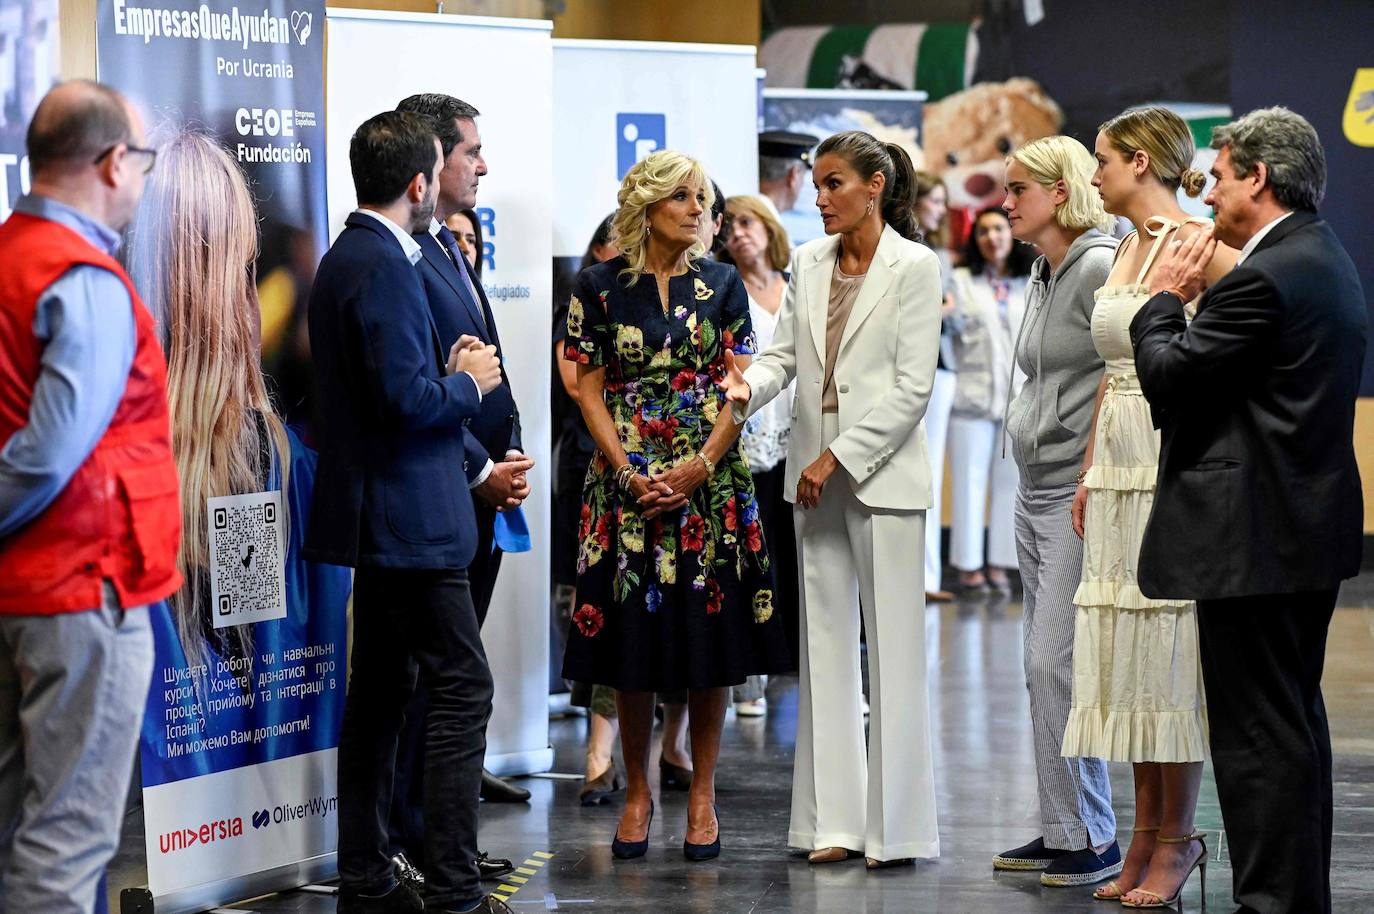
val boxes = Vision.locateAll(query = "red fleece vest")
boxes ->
[0,211,182,614]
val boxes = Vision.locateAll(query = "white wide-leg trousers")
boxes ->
[787,413,940,861]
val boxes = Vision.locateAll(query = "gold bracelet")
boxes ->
[696,451,715,476]
[1076,468,1088,485]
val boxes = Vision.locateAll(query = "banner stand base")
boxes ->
[118,854,337,914]
[120,888,154,914]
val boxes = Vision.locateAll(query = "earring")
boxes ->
[865,198,875,216]
[644,223,651,237]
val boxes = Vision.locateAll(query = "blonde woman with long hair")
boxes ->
[993,135,1123,887]
[561,151,791,862]
[1064,106,1237,907]
[126,130,289,673]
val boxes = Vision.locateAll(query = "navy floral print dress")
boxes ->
[560,256,793,691]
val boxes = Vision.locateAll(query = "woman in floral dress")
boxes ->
[562,151,792,862]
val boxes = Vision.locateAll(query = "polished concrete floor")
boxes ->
[110,578,1374,913]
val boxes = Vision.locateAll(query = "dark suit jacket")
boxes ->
[303,213,482,570]
[1130,211,1367,600]
[414,230,522,483]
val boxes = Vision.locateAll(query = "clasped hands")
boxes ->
[448,334,502,394]
[478,452,534,512]
[627,457,709,519]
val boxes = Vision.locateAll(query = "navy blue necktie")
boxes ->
[435,225,487,332]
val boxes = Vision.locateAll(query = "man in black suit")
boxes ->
[1131,107,1367,914]
[305,110,510,914]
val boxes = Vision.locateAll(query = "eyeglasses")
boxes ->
[92,143,158,175]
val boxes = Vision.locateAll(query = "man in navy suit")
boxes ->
[305,110,509,914]
[398,93,531,625]
[390,95,533,823]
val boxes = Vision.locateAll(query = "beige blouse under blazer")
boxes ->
[740,224,944,511]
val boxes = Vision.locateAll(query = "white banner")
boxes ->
[551,39,761,259]
[326,8,554,773]
[144,749,337,900]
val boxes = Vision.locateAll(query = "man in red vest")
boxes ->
[0,80,180,913]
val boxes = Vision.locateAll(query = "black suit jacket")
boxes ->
[303,213,482,570]
[1130,211,1367,600]
[414,230,522,482]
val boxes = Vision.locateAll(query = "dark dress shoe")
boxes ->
[441,896,517,914]
[579,765,625,806]
[337,880,423,913]
[659,756,692,791]
[476,851,515,881]
[612,801,654,859]
[683,806,720,861]
[480,769,531,803]
[391,851,424,892]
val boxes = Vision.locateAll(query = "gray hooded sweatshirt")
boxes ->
[1004,229,1118,489]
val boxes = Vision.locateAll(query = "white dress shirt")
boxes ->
[1237,212,1293,264]
[354,208,422,264]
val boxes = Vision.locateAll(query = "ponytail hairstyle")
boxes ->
[1099,105,1207,198]
[814,131,922,241]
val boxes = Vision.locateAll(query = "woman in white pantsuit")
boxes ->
[721,131,943,868]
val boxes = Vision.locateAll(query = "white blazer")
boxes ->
[741,224,943,511]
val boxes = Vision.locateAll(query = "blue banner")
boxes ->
[140,431,349,787]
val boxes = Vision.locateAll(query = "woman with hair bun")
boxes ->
[721,130,944,868]
[1062,106,1237,907]
[562,150,791,862]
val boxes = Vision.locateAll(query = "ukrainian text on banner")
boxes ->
[0,0,60,222]
[135,432,350,909]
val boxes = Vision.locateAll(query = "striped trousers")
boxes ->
[1014,483,1116,850]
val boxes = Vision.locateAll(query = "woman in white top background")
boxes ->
[947,206,1036,593]
[913,171,961,603]
[723,194,798,716]
[1064,106,1236,908]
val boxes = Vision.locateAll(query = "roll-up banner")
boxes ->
[326,7,556,775]
[0,0,59,222]
[551,39,760,286]
[92,4,342,912]
[126,436,351,914]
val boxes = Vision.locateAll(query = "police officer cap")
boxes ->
[759,130,818,164]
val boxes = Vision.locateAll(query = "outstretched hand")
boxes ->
[718,350,751,407]
[1149,224,1217,304]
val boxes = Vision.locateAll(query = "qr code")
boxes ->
[208,491,287,629]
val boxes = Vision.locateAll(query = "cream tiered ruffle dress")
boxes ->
[1060,217,1209,764]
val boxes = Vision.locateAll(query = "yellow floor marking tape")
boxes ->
[533,851,555,859]
[507,875,529,884]
[491,894,508,902]
[515,866,538,876]
[522,859,545,868]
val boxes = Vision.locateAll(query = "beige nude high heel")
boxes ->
[1093,826,1159,901]
[1120,832,1208,911]
[807,847,862,864]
